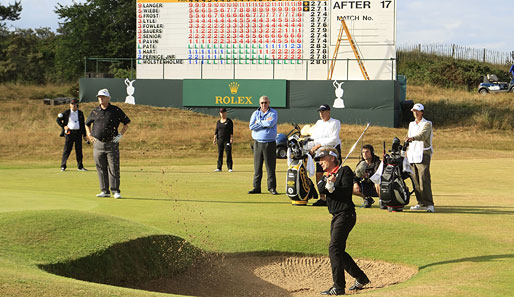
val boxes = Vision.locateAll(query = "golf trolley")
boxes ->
[379,137,415,212]
[285,124,318,205]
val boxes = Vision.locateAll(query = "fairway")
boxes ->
[1,156,514,297]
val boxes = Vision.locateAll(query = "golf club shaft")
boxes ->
[341,122,370,166]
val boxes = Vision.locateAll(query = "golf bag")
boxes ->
[285,124,318,205]
[379,137,414,212]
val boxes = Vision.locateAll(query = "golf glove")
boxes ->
[112,134,123,143]
[325,180,335,193]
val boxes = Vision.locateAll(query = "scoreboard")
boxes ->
[136,0,396,80]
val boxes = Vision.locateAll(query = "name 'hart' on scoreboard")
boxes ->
[136,0,396,80]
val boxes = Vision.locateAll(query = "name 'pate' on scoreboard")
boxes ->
[136,0,396,80]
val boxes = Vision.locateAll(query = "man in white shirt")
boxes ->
[405,103,434,213]
[309,104,342,206]
[56,99,88,171]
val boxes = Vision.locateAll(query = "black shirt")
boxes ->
[86,104,130,142]
[318,165,356,215]
[214,118,233,141]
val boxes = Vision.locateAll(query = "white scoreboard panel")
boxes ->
[136,0,396,80]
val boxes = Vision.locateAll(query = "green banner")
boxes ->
[183,79,286,107]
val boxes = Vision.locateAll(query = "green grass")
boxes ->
[1,156,514,296]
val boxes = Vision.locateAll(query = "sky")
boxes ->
[2,0,514,53]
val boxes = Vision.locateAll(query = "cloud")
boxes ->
[4,0,84,31]
[397,0,513,52]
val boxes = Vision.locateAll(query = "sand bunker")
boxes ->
[136,255,417,297]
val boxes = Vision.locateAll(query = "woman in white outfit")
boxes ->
[405,103,435,213]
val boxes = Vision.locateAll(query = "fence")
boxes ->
[397,43,514,65]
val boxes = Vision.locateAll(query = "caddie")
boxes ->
[405,103,435,213]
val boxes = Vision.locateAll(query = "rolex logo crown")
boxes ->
[228,82,239,94]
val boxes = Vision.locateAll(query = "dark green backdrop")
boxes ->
[79,78,402,127]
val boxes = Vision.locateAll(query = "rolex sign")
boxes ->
[183,79,286,107]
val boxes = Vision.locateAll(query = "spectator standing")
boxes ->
[85,89,130,199]
[213,108,234,172]
[405,103,435,213]
[56,99,88,171]
[248,96,278,195]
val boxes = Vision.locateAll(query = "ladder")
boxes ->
[327,19,370,80]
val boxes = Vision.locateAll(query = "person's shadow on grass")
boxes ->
[419,254,514,270]
[427,205,514,215]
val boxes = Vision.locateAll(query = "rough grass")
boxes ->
[406,85,514,130]
[2,86,514,163]
[397,50,511,90]
[0,82,78,101]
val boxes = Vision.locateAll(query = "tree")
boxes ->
[55,0,135,81]
[0,28,57,84]
[0,1,22,23]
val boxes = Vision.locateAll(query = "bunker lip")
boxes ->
[136,253,417,297]
[39,235,417,296]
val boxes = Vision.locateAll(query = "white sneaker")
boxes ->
[410,204,427,211]
[228,169,233,172]
[114,192,122,199]
[426,205,435,213]
[96,192,110,198]
[214,169,221,172]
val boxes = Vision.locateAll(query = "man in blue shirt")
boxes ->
[249,95,279,195]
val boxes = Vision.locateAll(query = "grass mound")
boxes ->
[0,210,202,288]
[39,234,202,287]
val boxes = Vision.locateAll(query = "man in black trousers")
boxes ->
[315,147,370,295]
[56,99,88,171]
[248,96,279,195]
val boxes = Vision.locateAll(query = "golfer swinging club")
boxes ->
[315,146,370,295]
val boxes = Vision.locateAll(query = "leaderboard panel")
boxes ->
[136,0,395,80]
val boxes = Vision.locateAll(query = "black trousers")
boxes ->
[61,130,83,169]
[329,212,367,290]
[217,139,233,170]
[253,140,276,191]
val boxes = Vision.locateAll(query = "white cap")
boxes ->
[411,103,424,111]
[97,88,110,97]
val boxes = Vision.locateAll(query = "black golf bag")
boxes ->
[285,125,318,205]
[379,137,414,212]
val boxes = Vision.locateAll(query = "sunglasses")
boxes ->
[260,102,269,105]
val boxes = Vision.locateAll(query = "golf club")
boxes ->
[341,122,371,166]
